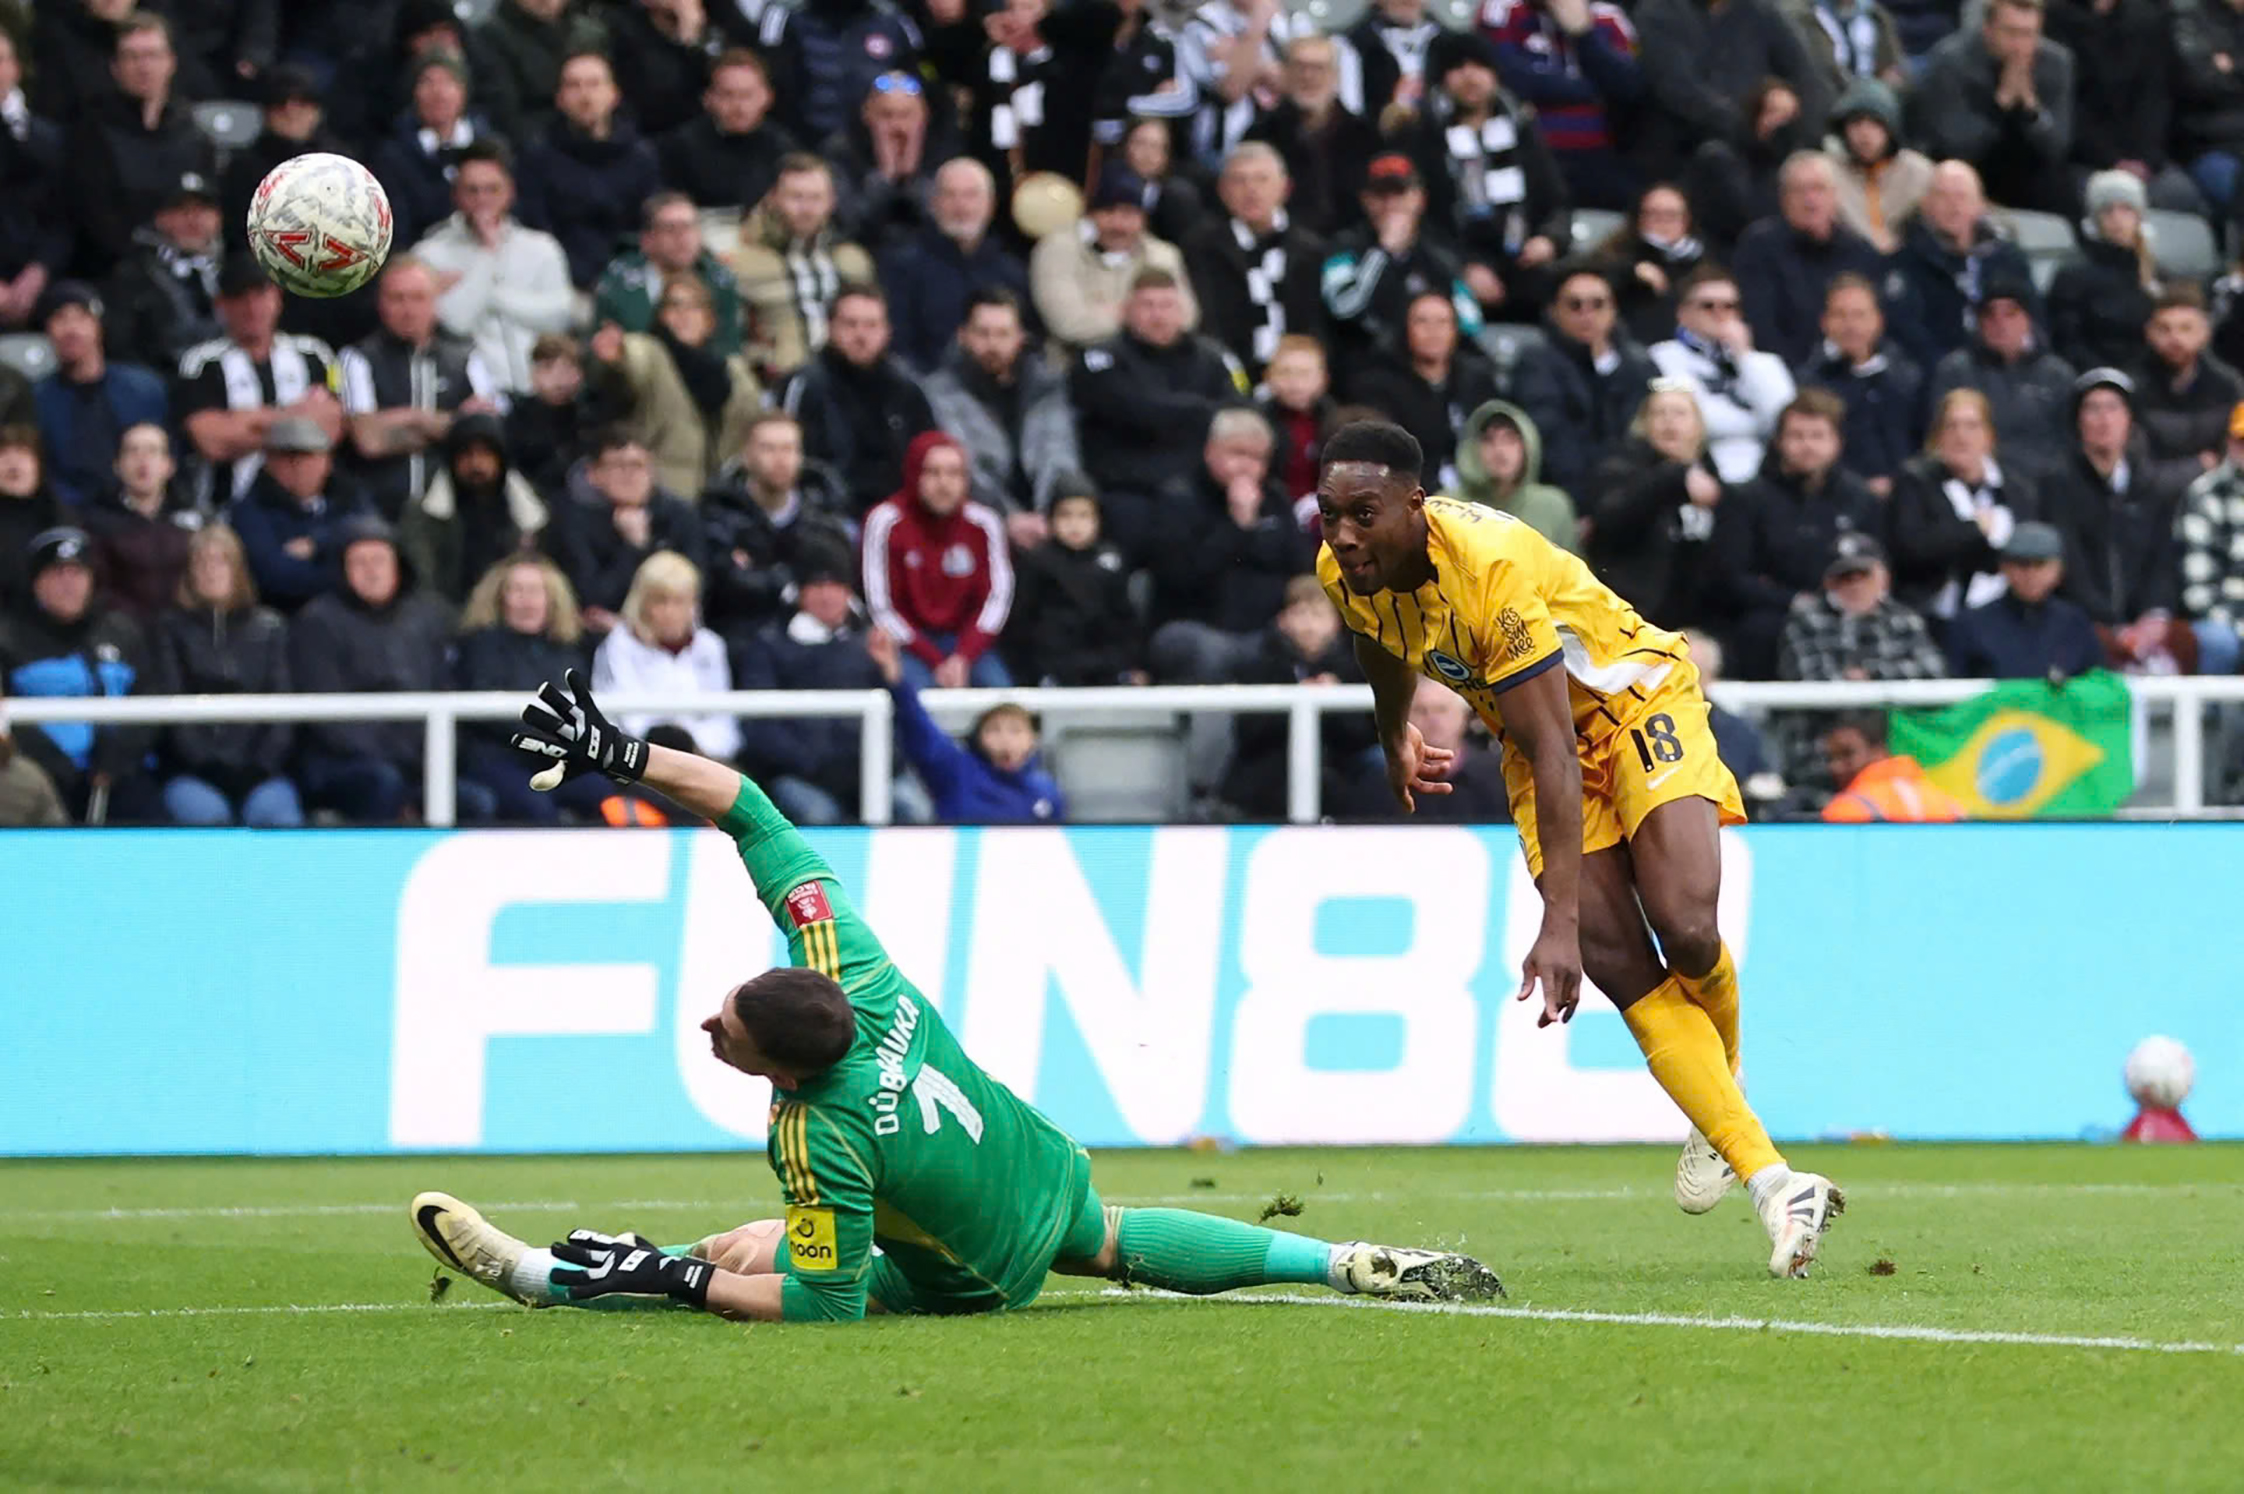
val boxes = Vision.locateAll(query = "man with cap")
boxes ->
[32,281,167,509]
[228,415,371,615]
[1321,152,1479,363]
[71,12,218,273]
[103,170,226,374]
[1030,163,1198,355]
[289,515,455,825]
[1776,528,1945,778]
[339,257,504,523]
[0,525,157,821]
[176,257,344,508]
[2042,366,2193,670]
[221,65,351,255]
[1926,268,2076,486]
[2177,401,2244,675]
[1946,519,2103,679]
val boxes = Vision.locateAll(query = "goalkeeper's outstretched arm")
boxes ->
[637,742,760,824]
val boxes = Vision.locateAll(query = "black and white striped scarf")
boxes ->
[785,244,842,352]
[1231,210,1291,367]
[1442,110,1529,251]
[1812,0,1882,79]
[988,43,1053,154]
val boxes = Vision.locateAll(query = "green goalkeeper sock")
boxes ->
[1113,1208,1337,1295]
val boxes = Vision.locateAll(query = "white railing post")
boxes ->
[425,699,457,828]
[2174,687,2207,814]
[859,688,893,825]
[1286,696,1322,824]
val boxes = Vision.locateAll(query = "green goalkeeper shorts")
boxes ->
[859,1148,1108,1317]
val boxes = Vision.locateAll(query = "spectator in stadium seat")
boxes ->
[861,431,1014,690]
[1629,0,1826,180]
[823,70,962,252]
[1086,0,1197,178]
[1259,335,1337,503]
[729,545,886,825]
[866,622,1063,823]
[1731,152,1883,370]
[1929,273,2078,491]
[1005,481,1146,687]
[2136,287,2244,469]
[1818,710,1966,820]
[370,52,494,254]
[1032,166,1198,356]
[473,0,608,147]
[1886,388,2037,624]
[2044,368,2194,670]
[1246,34,1382,240]
[220,67,347,257]
[1482,0,1646,213]
[1506,265,1657,497]
[1147,406,1310,654]
[2047,171,2159,376]
[2172,0,2244,223]
[505,335,606,499]
[589,548,739,762]
[515,52,663,291]
[1650,264,1797,484]
[596,193,747,361]
[1182,144,1327,383]
[339,258,504,523]
[0,525,157,821]
[228,416,369,615]
[879,159,1032,376]
[1822,80,1929,256]
[730,155,877,382]
[33,281,167,510]
[699,411,853,640]
[451,552,608,824]
[551,429,704,628]
[1946,519,2102,678]
[1219,574,1382,821]
[2046,0,2197,215]
[0,31,68,332]
[102,171,223,376]
[1585,379,1726,629]
[0,425,65,619]
[398,412,547,606]
[1594,183,1701,347]
[1884,161,2041,371]
[587,278,762,497]
[30,0,130,126]
[1332,0,1439,119]
[1914,0,2077,218]
[0,679,67,826]
[748,0,926,149]
[1713,389,1883,678]
[80,423,191,622]
[145,524,300,828]
[1778,531,1946,684]
[923,288,1079,547]
[774,283,933,513]
[1364,676,1509,822]
[1682,78,1817,259]
[2178,405,2244,674]
[604,0,723,139]
[1321,154,1479,364]
[290,516,454,824]
[1070,268,1245,559]
[656,49,794,216]
[1797,273,1923,496]
[1448,399,1578,551]
[1340,291,1498,489]
[72,13,217,275]
[177,259,345,508]
[413,140,577,397]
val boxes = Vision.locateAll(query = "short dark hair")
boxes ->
[1825,271,1879,307]
[713,47,770,83]
[730,967,856,1077]
[1129,266,1180,295]
[1678,263,1736,300]
[2154,283,2208,315]
[590,426,644,458]
[832,281,885,315]
[1782,387,1847,434]
[457,136,515,176]
[642,190,696,227]
[117,12,171,49]
[1825,710,1889,750]
[1320,419,1423,480]
[777,151,832,180]
[965,286,1022,319]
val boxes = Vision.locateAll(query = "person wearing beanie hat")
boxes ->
[368,49,491,250]
[2048,169,2160,371]
[1029,161,1198,355]
[1822,77,1931,252]
[1005,474,1147,686]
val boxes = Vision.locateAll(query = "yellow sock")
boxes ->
[1674,940,1741,1076]
[1622,978,1784,1180]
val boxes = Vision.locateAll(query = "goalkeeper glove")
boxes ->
[548,1229,714,1307]
[508,668,648,792]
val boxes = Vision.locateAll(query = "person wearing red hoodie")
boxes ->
[860,432,1015,690]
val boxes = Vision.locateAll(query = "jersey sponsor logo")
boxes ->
[784,881,834,928]
[1425,649,1474,684]
[786,1206,840,1270]
[1495,606,1535,661]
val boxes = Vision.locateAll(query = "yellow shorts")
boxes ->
[1502,667,1746,880]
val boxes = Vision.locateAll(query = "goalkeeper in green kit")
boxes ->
[410,671,1505,1322]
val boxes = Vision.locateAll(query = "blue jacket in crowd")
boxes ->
[891,676,1064,825]
[33,363,167,507]
[1945,591,2105,679]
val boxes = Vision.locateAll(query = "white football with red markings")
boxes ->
[246,152,393,299]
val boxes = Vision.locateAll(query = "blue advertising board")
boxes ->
[1,824,2234,1154]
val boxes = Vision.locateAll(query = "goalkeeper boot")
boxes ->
[1757,1172,1845,1279]
[1675,1126,1737,1215]
[1332,1242,1506,1303]
[410,1191,541,1307]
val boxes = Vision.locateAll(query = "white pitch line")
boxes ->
[1099,1289,2244,1357]
[7,1300,515,1323]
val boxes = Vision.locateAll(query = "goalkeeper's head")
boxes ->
[702,968,856,1085]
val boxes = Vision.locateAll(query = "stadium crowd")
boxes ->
[3,0,2243,827]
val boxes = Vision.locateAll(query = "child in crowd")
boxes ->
[1006,478,1145,686]
[867,625,1065,824]
[1259,335,1335,502]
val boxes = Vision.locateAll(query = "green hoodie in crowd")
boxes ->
[1447,399,1579,553]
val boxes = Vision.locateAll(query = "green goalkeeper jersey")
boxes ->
[717,779,1092,1321]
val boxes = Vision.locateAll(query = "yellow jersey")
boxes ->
[1318,496,1691,751]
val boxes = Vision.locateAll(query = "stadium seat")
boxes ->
[193,100,261,153]
[1432,0,1480,28]
[1569,208,1625,254]
[0,333,56,381]
[2148,210,2223,282]
[2001,209,2079,294]
[1479,322,1546,397]
[1045,712,1190,822]
[454,0,501,22]
[1293,0,1372,31]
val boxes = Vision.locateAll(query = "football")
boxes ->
[245,152,393,299]
[2124,1035,2195,1110]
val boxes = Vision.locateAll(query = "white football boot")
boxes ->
[1674,1127,1737,1214]
[1758,1173,1845,1279]
[1332,1242,1506,1302]
[410,1191,541,1306]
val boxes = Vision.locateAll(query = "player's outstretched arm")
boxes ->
[1354,632,1454,812]
[1488,663,1585,1026]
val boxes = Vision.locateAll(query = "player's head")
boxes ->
[707,967,856,1085]
[1316,420,1427,596]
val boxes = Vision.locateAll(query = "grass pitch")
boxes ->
[5,1144,2242,1492]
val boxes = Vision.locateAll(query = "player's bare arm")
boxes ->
[1355,631,1455,811]
[1486,660,1585,1027]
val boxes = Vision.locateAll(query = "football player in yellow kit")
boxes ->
[1313,420,1844,1278]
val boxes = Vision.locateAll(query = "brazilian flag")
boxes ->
[1889,671,2134,818]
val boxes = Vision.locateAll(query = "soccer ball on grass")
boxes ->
[245,152,393,299]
